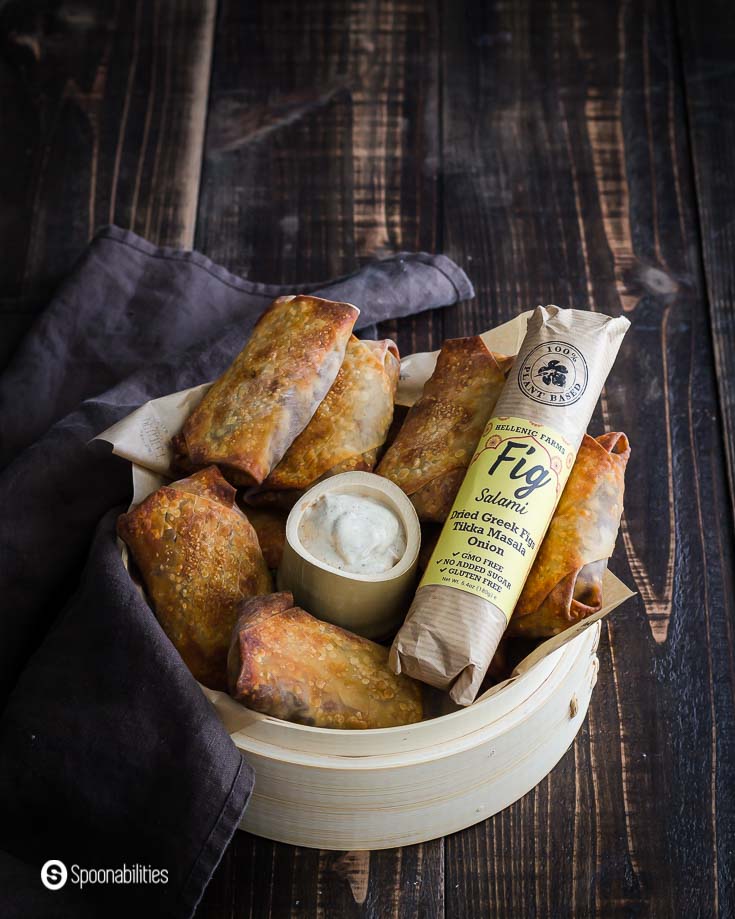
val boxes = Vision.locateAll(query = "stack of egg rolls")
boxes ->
[175,294,360,486]
[246,336,400,508]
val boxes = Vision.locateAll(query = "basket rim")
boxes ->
[224,622,599,764]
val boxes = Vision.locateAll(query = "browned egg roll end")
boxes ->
[240,506,288,569]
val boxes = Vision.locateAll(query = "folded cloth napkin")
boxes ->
[0,225,473,918]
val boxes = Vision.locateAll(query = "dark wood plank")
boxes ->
[202,839,444,919]
[194,0,442,359]
[0,0,215,368]
[676,0,735,520]
[440,0,735,917]
[194,2,444,916]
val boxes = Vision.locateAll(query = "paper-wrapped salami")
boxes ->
[390,306,630,705]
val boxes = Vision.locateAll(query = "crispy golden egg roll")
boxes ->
[117,466,272,690]
[508,432,630,638]
[377,337,512,522]
[245,337,400,508]
[177,295,359,486]
[228,592,423,729]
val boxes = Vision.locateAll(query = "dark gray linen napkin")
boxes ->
[0,225,473,918]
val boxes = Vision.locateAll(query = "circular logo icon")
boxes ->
[41,859,68,891]
[518,341,588,406]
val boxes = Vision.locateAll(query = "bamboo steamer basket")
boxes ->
[100,311,631,852]
[203,621,600,850]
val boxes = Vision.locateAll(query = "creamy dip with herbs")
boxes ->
[298,492,406,575]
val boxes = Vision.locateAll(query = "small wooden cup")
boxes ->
[277,471,421,640]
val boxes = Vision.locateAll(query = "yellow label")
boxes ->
[419,415,575,620]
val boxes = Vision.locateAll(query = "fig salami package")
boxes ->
[390,306,630,705]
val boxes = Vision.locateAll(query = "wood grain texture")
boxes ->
[676,0,735,522]
[0,0,215,368]
[440,1,735,917]
[194,0,442,358]
[200,837,444,919]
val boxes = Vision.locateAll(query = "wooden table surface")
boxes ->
[2,1,734,916]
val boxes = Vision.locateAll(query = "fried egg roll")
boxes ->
[508,432,630,637]
[377,337,512,522]
[246,336,400,509]
[117,466,272,690]
[228,592,423,729]
[177,295,359,486]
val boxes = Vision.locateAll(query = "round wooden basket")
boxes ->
[101,312,627,852]
[218,623,600,850]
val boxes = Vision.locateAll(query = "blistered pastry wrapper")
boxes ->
[181,296,359,486]
[391,306,631,705]
[117,467,273,691]
[228,593,423,729]
[508,432,630,637]
[246,336,400,508]
[95,312,533,476]
[376,338,512,522]
[96,308,634,727]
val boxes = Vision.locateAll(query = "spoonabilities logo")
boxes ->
[40,859,167,891]
[41,859,68,890]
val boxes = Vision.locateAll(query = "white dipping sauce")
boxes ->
[298,492,406,575]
